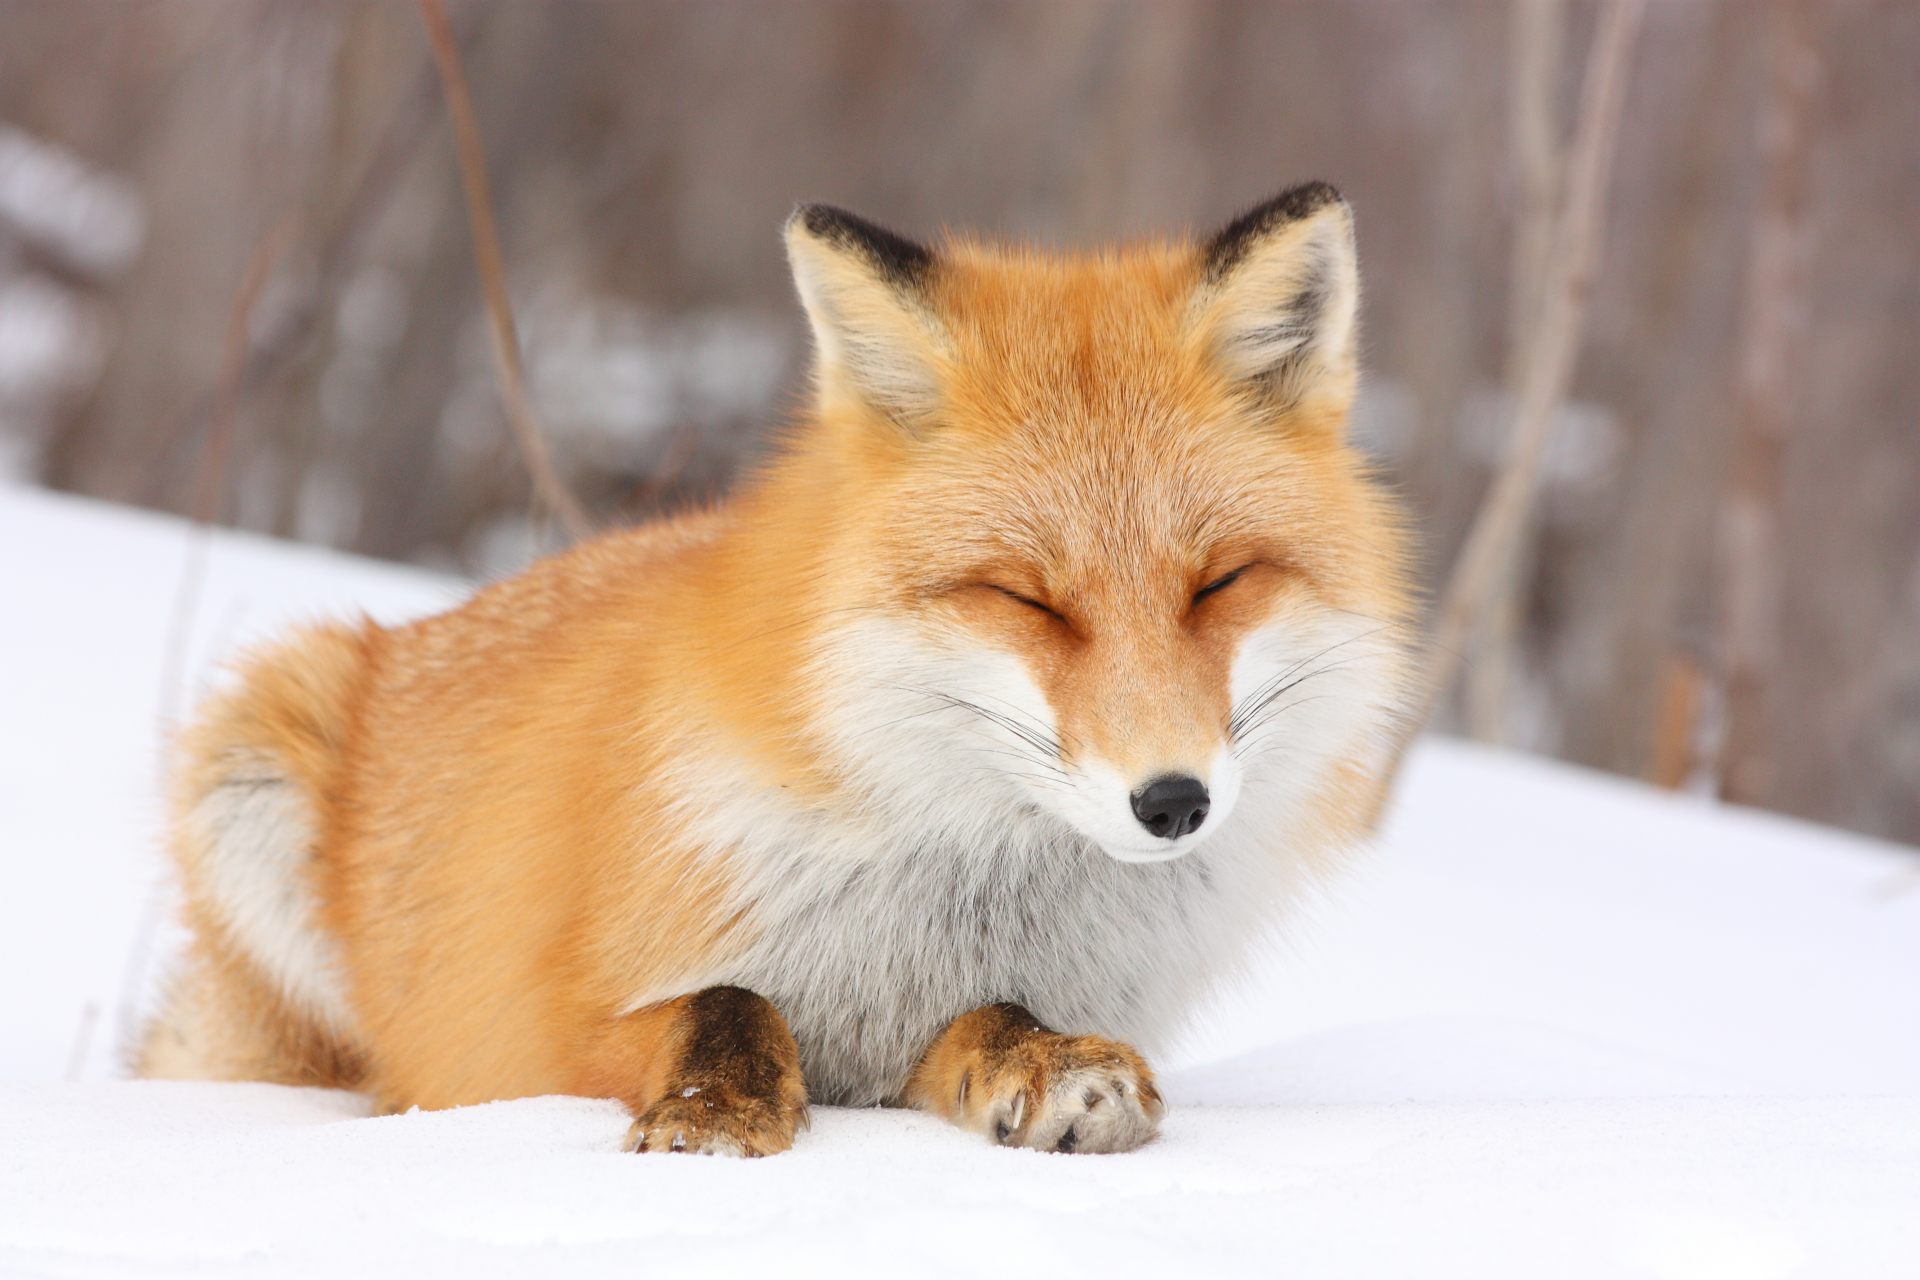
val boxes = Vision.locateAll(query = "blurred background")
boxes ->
[0,0,1914,847]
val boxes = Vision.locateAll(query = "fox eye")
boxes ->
[1192,567,1247,607]
[989,585,1063,621]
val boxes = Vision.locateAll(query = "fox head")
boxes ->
[778,184,1412,864]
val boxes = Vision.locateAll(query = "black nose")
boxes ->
[1130,774,1210,840]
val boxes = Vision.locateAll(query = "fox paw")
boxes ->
[626,1087,806,1158]
[972,1036,1163,1154]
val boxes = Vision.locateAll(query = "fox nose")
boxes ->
[1131,774,1210,840]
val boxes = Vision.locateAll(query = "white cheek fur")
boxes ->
[1226,610,1407,794]
[626,609,1408,1108]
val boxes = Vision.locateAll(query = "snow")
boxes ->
[1,483,1916,1276]
[0,125,146,279]
[7,1084,1915,1278]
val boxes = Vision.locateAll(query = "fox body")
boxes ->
[142,183,1414,1155]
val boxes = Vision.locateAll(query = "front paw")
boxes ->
[626,1086,806,1158]
[972,1035,1163,1154]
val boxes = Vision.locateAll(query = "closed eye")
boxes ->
[1192,567,1247,607]
[989,584,1064,621]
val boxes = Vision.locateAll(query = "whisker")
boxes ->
[1230,695,1336,760]
[1246,661,1364,737]
[882,681,1064,764]
[935,684,1064,751]
[1230,658,1354,742]
[857,681,1070,780]
[1227,626,1389,742]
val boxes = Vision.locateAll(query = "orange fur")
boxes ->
[143,188,1415,1155]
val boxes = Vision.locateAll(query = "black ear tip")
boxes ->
[785,202,934,286]
[786,202,851,238]
[1279,180,1346,213]
[1204,181,1350,278]
[1232,181,1348,226]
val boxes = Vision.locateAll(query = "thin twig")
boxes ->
[155,213,302,730]
[1502,0,1567,389]
[1467,0,1566,740]
[123,25,457,509]
[65,1002,100,1082]
[1392,0,1646,774]
[122,213,302,1070]
[630,420,703,512]
[416,0,592,541]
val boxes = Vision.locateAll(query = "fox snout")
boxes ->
[1032,747,1241,865]
[1049,667,1240,860]
[1130,774,1211,841]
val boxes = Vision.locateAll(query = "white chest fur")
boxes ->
[711,811,1288,1107]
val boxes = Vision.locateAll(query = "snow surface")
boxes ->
[1,484,1916,1276]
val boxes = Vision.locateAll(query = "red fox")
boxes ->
[139,182,1414,1156]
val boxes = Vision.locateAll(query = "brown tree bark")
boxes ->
[1715,0,1821,806]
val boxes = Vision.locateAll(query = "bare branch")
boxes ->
[1466,0,1568,741]
[64,1002,100,1082]
[1715,0,1821,804]
[157,211,303,730]
[1504,0,1567,380]
[129,212,302,1069]
[1392,0,1646,773]
[118,37,451,510]
[416,0,592,542]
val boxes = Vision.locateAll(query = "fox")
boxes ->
[138,181,1414,1156]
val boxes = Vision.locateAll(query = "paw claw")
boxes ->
[969,1039,1160,1154]
[630,1087,804,1158]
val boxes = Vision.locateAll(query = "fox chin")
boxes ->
[140,181,1415,1157]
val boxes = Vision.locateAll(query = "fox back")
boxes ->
[144,184,1415,1153]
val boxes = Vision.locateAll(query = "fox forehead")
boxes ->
[878,411,1358,616]
[838,245,1354,590]
[929,242,1214,432]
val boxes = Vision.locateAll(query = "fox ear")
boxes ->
[785,204,945,426]
[1191,182,1359,422]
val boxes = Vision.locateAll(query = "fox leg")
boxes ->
[903,1003,1164,1153]
[578,986,808,1157]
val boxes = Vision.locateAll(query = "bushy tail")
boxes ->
[138,621,374,1085]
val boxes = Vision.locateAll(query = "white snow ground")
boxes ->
[1,484,1915,1277]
